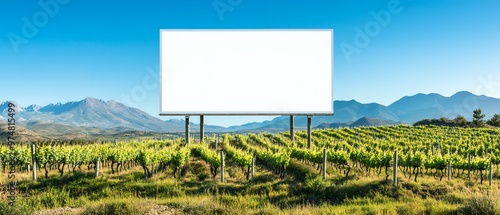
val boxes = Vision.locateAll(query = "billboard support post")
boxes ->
[185,116,190,145]
[290,115,294,141]
[307,115,312,148]
[200,115,204,143]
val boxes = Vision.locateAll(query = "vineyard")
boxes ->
[1,125,500,214]
[1,125,499,184]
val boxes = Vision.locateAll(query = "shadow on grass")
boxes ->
[13,165,418,212]
[290,178,400,205]
[286,160,317,181]
[17,171,188,200]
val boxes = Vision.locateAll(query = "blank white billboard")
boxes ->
[160,29,333,115]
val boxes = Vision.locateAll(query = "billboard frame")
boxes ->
[159,29,334,116]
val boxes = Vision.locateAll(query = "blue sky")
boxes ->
[1,0,499,127]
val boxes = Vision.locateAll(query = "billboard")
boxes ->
[160,29,333,115]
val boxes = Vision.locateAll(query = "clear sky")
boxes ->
[1,0,499,127]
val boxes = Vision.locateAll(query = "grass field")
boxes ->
[1,155,499,215]
[2,125,500,215]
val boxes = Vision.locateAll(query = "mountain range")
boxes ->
[225,91,500,130]
[1,91,499,137]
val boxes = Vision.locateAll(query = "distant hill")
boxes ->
[1,91,499,134]
[0,122,46,143]
[0,98,225,133]
[163,118,228,133]
[315,122,350,129]
[230,91,500,131]
[226,100,401,131]
[22,121,135,135]
[314,117,400,129]
[334,100,400,122]
[350,117,401,127]
[389,91,500,122]
[1,98,169,131]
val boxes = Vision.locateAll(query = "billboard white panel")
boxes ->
[160,29,333,115]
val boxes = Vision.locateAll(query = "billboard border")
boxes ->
[159,29,334,116]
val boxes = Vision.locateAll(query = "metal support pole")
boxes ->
[307,115,312,148]
[489,161,493,186]
[220,151,225,183]
[215,134,218,150]
[200,115,204,143]
[468,154,471,179]
[322,148,327,180]
[31,143,37,181]
[251,156,255,179]
[95,159,99,178]
[290,115,294,141]
[393,151,398,186]
[448,160,451,181]
[185,116,190,145]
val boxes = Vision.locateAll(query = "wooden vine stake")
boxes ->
[95,159,100,178]
[31,143,37,181]
[322,148,327,180]
[393,151,398,187]
[220,151,225,183]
